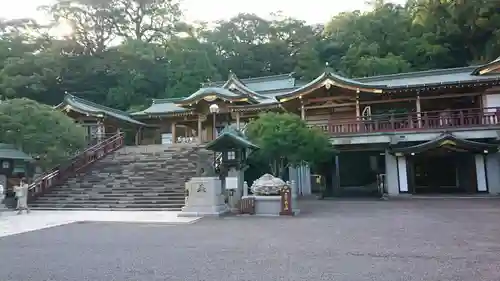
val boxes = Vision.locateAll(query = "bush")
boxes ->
[0,98,87,170]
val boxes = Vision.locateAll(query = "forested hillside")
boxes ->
[0,0,499,111]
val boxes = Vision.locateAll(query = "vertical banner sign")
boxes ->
[280,185,293,216]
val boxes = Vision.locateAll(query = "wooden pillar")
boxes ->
[300,104,306,120]
[236,111,241,130]
[97,120,105,141]
[171,122,177,144]
[197,115,203,144]
[416,93,422,128]
[355,97,360,120]
[212,113,217,141]
[134,126,142,145]
[355,92,361,133]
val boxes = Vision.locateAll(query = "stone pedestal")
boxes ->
[0,195,6,214]
[226,168,244,212]
[178,177,229,217]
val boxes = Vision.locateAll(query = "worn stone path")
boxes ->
[1,199,500,281]
[0,210,200,237]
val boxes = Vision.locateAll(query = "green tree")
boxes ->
[0,98,87,170]
[111,0,182,42]
[246,112,332,177]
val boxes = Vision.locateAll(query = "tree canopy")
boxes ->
[245,112,332,177]
[0,98,87,170]
[0,0,499,111]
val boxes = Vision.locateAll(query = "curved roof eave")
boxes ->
[205,131,259,151]
[275,72,387,102]
[175,87,259,105]
[63,94,146,126]
[390,133,499,154]
[471,57,500,76]
[222,73,270,100]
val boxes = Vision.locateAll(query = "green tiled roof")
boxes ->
[131,98,190,116]
[357,65,500,88]
[61,94,146,126]
[204,73,296,93]
[205,127,259,151]
[276,71,387,99]
[0,144,32,161]
[177,87,259,104]
[390,133,499,154]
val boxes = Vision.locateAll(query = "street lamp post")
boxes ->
[209,104,220,140]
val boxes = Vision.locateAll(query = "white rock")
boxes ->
[250,173,286,195]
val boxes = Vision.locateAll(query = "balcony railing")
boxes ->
[28,132,125,200]
[309,107,500,135]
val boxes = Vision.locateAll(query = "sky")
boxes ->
[1,0,406,24]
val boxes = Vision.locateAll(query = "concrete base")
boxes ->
[243,195,300,216]
[178,204,229,217]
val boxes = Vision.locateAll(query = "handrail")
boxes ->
[318,107,500,123]
[308,107,500,135]
[28,132,125,200]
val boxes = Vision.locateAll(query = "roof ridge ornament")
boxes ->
[325,61,333,73]
[324,79,334,89]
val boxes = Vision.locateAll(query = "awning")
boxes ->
[390,133,499,155]
[0,144,33,161]
[205,128,259,152]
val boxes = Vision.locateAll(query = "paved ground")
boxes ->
[1,199,500,281]
[0,210,200,237]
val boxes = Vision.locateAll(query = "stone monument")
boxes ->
[178,149,229,217]
[178,177,228,217]
[251,173,285,195]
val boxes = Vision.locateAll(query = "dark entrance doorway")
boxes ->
[392,133,498,195]
[317,151,384,197]
[410,152,475,194]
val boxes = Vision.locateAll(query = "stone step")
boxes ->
[50,186,184,193]
[30,145,203,210]
[65,179,189,185]
[33,198,185,204]
[29,202,185,209]
[54,184,186,189]
[38,192,185,198]
[35,195,186,201]
[30,206,182,209]
[37,192,185,197]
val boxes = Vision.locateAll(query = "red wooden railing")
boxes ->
[28,132,125,200]
[309,107,500,135]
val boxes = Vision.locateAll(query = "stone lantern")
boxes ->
[205,127,259,211]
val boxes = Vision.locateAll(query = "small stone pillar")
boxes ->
[243,181,249,197]
[0,174,7,214]
[0,183,6,214]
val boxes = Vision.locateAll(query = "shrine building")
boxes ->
[60,58,500,197]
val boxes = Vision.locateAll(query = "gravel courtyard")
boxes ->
[1,199,500,281]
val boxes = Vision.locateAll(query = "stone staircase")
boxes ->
[30,144,207,211]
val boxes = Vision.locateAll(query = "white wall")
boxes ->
[482,92,500,112]
[385,151,400,195]
[397,156,409,193]
[475,154,488,192]
[486,153,500,195]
